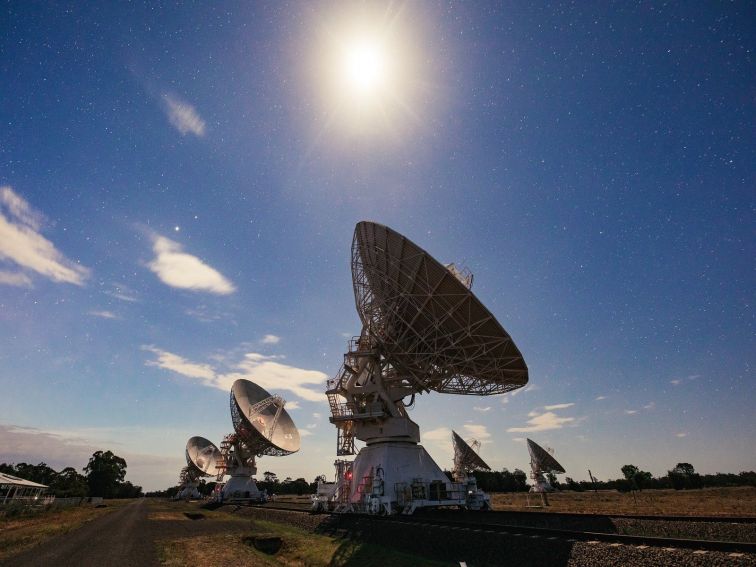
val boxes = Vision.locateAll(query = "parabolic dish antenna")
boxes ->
[326,221,527,514]
[185,436,223,478]
[351,221,528,395]
[527,438,565,473]
[452,430,491,474]
[217,379,300,503]
[230,379,300,456]
[527,438,565,500]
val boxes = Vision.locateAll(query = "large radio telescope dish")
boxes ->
[452,430,491,473]
[351,221,528,395]
[230,379,300,456]
[527,438,565,473]
[185,436,223,478]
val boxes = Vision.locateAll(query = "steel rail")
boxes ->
[424,509,756,524]
[379,516,756,554]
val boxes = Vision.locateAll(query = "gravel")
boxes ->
[229,507,756,566]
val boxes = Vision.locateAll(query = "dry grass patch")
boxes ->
[491,486,756,516]
[146,499,246,521]
[157,519,451,566]
[0,500,130,561]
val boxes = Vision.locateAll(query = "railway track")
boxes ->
[383,515,756,554]
[235,504,756,555]
[252,502,756,525]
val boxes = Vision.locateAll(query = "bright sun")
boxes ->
[342,39,388,94]
[312,6,426,138]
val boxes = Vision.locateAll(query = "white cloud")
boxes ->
[595,395,607,401]
[88,310,119,319]
[0,186,90,286]
[0,270,32,287]
[675,432,688,438]
[299,430,313,437]
[473,406,491,413]
[262,334,281,345]
[312,412,321,419]
[107,283,138,302]
[423,427,452,442]
[511,437,526,443]
[624,409,638,415]
[687,375,700,381]
[500,396,509,405]
[143,346,216,383]
[286,401,301,410]
[670,379,682,385]
[643,401,655,410]
[507,411,575,433]
[306,423,317,429]
[543,403,574,411]
[143,346,326,402]
[148,235,235,294]
[463,424,491,441]
[163,94,206,137]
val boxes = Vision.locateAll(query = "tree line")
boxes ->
[146,462,756,498]
[1,450,143,498]
[560,463,756,493]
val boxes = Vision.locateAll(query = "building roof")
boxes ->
[0,472,49,489]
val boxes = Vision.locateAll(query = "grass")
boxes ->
[157,518,453,567]
[0,499,131,561]
[146,499,250,521]
[490,486,756,516]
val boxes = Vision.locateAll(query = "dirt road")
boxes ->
[3,499,250,567]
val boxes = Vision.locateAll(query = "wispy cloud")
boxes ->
[544,403,574,411]
[312,412,321,419]
[595,395,607,401]
[473,406,491,413]
[670,379,682,385]
[148,235,235,295]
[299,429,313,437]
[0,270,32,287]
[143,346,326,402]
[286,401,301,410]
[88,310,119,320]
[163,94,206,137]
[675,432,688,438]
[624,409,638,415]
[0,186,89,286]
[107,282,138,302]
[463,424,491,441]
[643,401,655,410]
[262,334,281,345]
[507,411,575,433]
[423,427,451,442]
[143,346,216,381]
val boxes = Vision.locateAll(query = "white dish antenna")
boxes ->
[452,430,491,479]
[527,438,565,495]
[216,379,300,502]
[326,221,527,514]
[185,436,223,478]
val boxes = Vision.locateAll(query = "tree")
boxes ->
[621,465,639,481]
[83,451,127,497]
[668,462,702,490]
[621,464,652,491]
[263,471,278,483]
[51,467,88,497]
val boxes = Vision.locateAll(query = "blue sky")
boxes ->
[1,2,753,491]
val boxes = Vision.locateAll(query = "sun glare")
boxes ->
[342,39,387,94]
[310,5,428,140]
